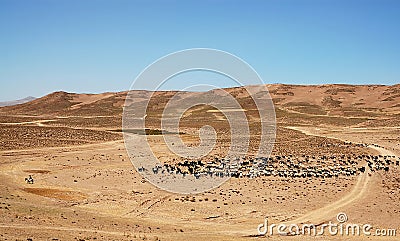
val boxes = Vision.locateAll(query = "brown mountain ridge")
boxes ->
[1,84,399,125]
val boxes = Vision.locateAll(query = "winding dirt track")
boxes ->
[0,119,57,126]
[281,126,396,226]
[288,166,370,225]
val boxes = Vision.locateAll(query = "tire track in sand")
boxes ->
[284,126,396,225]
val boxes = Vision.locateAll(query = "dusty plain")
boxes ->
[0,84,399,240]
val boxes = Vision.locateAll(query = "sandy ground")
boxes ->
[1,84,400,240]
[0,122,398,240]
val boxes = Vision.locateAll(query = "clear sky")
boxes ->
[0,0,399,101]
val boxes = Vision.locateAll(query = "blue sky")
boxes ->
[0,0,399,101]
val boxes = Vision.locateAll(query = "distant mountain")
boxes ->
[0,91,131,116]
[0,96,36,107]
[0,85,399,120]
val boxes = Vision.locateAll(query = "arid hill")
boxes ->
[267,84,400,116]
[1,84,399,127]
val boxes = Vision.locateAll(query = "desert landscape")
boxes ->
[0,84,399,240]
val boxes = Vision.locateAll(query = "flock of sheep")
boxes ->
[139,153,399,179]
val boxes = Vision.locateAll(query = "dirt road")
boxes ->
[282,126,396,225]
